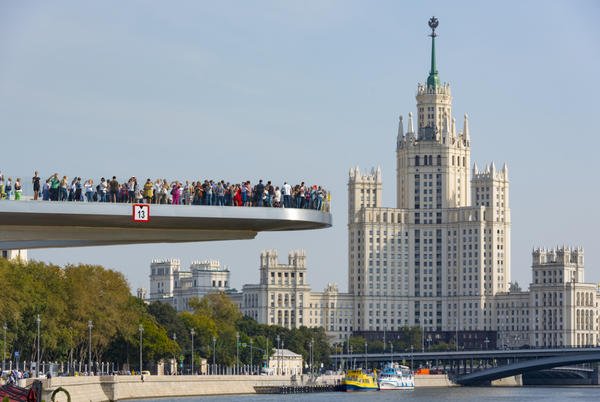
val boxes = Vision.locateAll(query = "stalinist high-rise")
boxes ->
[348,17,511,335]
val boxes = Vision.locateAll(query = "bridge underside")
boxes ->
[455,352,600,386]
[0,201,332,249]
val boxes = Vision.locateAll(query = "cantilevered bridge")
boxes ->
[0,201,332,249]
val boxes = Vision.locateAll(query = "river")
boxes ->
[135,387,598,402]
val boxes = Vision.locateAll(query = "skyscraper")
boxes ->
[348,17,511,335]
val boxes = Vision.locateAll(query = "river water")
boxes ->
[136,387,598,402]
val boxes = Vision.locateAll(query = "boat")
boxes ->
[378,363,415,390]
[340,369,379,392]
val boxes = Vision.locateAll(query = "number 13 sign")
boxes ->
[133,204,150,222]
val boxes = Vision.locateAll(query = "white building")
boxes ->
[147,258,230,311]
[348,17,510,336]
[267,349,303,376]
[239,250,353,343]
[1,249,27,262]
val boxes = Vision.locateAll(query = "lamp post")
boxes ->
[309,339,314,375]
[484,336,490,350]
[172,333,177,375]
[212,336,216,374]
[190,328,195,375]
[364,341,367,369]
[88,320,93,375]
[390,341,394,364]
[276,335,280,375]
[349,345,353,369]
[249,338,253,370]
[2,322,6,373]
[36,315,41,378]
[235,332,240,375]
[455,315,459,351]
[427,335,432,351]
[138,324,144,375]
[410,345,414,370]
[281,340,285,375]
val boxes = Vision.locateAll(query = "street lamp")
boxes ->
[410,345,414,370]
[172,333,177,375]
[276,335,280,375]
[390,341,394,364]
[309,339,314,375]
[190,328,195,375]
[212,336,216,374]
[349,345,353,369]
[36,315,41,378]
[427,335,432,351]
[88,320,93,375]
[235,332,240,375]
[364,341,367,369]
[484,336,490,350]
[2,322,7,373]
[249,338,253,369]
[281,340,285,375]
[138,324,144,375]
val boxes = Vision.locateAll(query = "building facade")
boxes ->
[239,250,353,343]
[147,258,231,311]
[1,249,27,262]
[494,247,600,348]
[348,18,510,337]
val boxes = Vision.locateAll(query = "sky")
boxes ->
[1,1,599,294]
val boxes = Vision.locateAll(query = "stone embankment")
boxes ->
[21,373,454,401]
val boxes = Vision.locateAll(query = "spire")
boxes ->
[397,115,404,138]
[396,115,404,149]
[463,113,470,142]
[427,16,440,89]
[451,117,456,138]
[407,112,414,134]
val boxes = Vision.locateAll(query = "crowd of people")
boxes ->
[0,172,330,211]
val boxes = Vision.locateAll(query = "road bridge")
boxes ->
[0,201,332,249]
[332,347,600,386]
[454,351,600,385]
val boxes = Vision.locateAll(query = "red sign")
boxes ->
[132,204,150,222]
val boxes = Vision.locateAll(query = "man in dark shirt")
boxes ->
[109,176,119,203]
[255,179,265,207]
[32,171,41,200]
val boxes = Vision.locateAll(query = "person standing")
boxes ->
[14,178,22,200]
[255,180,265,207]
[59,176,68,201]
[84,179,94,202]
[109,176,119,203]
[32,171,41,200]
[49,174,60,201]
[282,182,291,208]
[5,177,12,200]
[143,179,154,204]
[74,177,83,201]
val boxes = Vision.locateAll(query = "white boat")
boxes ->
[378,363,415,390]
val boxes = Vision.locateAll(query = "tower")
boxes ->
[396,16,470,211]
[348,17,511,336]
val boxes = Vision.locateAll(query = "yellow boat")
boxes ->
[341,369,379,392]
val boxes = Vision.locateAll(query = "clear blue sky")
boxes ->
[1,1,599,293]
